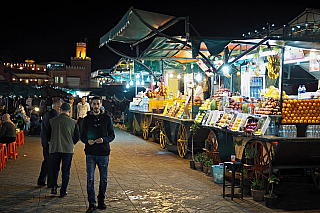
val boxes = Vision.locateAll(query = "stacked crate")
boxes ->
[148,98,164,113]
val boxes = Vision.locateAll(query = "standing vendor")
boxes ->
[194,81,204,101]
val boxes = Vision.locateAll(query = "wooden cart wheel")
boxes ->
[159,121,166,149]
[311,168,320,190]
[177,124,188,158]
[207,130,219,162]
[132,115,136,135]
[142,115,149,140]
[247,140,272,183]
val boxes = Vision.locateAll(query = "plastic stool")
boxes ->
[20,130,25,146]
[0,147,5,171]
[7,142,18,160]
[0,144,8,161]
[16,132,22,147]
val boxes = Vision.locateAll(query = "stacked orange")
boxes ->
[282,99,320,124]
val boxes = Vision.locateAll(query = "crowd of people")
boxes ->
[0,95,129,136]
[0,94,130,212]
[34,96,116,213]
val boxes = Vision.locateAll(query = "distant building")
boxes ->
[0,42,97,88]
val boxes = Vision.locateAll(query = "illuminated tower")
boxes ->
[76,42,87,59]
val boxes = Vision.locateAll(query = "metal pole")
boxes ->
[279,46,285,124]
[134,61,137,96]
[191,68,194,119]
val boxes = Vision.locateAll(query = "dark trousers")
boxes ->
[51,153,73,194]
[78,118,84,134]
[37,146,52,187]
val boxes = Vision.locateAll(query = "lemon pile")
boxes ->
[261,86,288,99]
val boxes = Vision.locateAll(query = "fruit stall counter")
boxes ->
[202,124,320,190]
[153,114,210,158]
[129,110,154,140]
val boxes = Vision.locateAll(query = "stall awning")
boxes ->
[191,37,320,59]
[99,7,175,47]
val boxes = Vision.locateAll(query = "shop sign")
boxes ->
[284,47,305,61]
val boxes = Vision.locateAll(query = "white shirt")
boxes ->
[77,102,90,119]
[195,85,204,101]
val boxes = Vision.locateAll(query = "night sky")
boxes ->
[1,1,319,71]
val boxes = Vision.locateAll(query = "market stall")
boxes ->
[190,12,320,185]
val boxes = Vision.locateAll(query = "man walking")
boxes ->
[81,96,115,213]
[37,100,62,188]
[47,103,80,197]
[77,96,90,133]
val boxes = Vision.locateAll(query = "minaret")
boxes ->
[76,42,86,59]
[69,42,91,87]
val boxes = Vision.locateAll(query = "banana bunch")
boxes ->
[267,55,281,79]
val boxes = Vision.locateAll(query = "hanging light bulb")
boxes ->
[147,76,150,81]
[126,83,129,88]
[169,73,173,78]
[130,80,133,85]
[141,80,145,85]
[137,80,140,85]
[136,73,140,79]
[177,74,181,79]
[223,65,230,75]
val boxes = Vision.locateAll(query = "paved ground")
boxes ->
[0,128,319,212]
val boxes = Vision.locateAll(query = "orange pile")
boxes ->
[282,99,320,124]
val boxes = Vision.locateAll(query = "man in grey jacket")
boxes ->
[47,103,80,197]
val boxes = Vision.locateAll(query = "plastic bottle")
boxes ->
[302,85,306,93]
[279,126,283,137]
[298,85,302,99]
[306,126,311,138]
[270,119,275,135]
[293,125,297,138]
[312,125,315,138]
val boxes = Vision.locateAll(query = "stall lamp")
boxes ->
[126,83,129,88]
[130,80,133,85]
[136,73,140,79]
[147,76,150,81]
[169,73,173,78]
[137,80,140,85]
[141,80,145,85]
[177,74,181,79]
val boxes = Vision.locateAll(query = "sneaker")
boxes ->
[86,204,97,213]
[51,188,57,194]
[60,191,67,198]
[97,200,106,209]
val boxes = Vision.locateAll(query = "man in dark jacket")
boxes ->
[37,100,62,187]
[81,96,115,213]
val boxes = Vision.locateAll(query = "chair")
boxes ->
[7,142,18,160]
[223,161,244,200]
